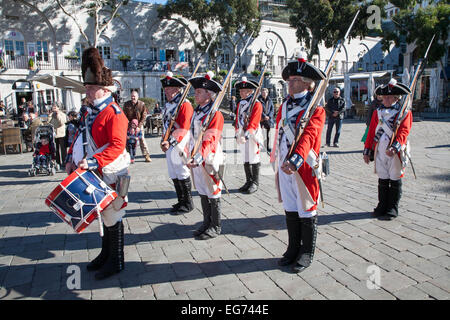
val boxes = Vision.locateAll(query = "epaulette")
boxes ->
[110,103,122,114]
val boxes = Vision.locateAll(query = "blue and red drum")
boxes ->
[45,168,117,233]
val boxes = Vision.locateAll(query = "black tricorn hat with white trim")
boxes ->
[160,71,188,88]
[188,71,223,93]
[282,51,326,81]
[234,76,259,90]
[375,78,411,96]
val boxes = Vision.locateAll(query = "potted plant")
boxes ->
[64,49,79,60]
[251,70,261,77]
[28,57,36,70]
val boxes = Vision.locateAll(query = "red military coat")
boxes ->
[68,100,128,175]
[271,104,326,212]
[169,101,194,143]
[235,100,263,134]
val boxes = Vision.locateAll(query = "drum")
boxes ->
[45,168,117,233]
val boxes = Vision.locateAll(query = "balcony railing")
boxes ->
[0,54,190,74]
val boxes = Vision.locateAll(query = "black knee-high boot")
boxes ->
[170,179,183,212]
[374,179,390,216]
[384,179,402,219]
[239,162,252,192]
[95,221,125,280]
[87,224,109,271]
[193,195,211,236]
[176,177,194,214]
[278,211,301,266]
[198,198,221,240]
[293,216,318,273]
[245,163,260,194]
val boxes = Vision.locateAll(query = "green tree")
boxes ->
[55,0,129,47]
[158,0,260,61]
[286,0,388,59]
[382,1,449,65]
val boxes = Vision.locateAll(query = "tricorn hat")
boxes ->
[160,71,188,88]
[81,47,116,92]
[188,71,222,93]
[282,51,326,81]
[234,76,258,90]
[375,78,411,96]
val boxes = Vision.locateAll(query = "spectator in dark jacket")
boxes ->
[259,88,274,152]
[325,87,346,147]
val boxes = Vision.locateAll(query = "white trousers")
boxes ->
[376,134,402,180]
[166,146,190,180]
[192,166,221,199]
[102,197,127,227]
[278,141,317,217]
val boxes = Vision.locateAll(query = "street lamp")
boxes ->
[257,48,264,70]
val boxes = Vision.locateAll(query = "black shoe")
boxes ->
[239,162,252,192]
[379,214,396,221]
[193,195,211,236]
[278,256,297,266]
[373,179,390,216]
[385,179,402,218]
[196,198,221,240]
[292,263,309,273]
[244,163,260,194]
[87,224,109,271]
[175,178,194,214]
[279,211,301,267]
[326,143,331,147]
[292,216,317,273]
[333,143,339,148]
[170,179,183,213]
[95,221,124,280]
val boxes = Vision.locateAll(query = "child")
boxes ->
[127,119,142,164]
[66,111,80,148]
[33,136,54,168]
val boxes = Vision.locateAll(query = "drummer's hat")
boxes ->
[160,71,188,88]
[188,71,222,93]
[81,47,116,92]
[282,51,326,81]
[375,78,411,96]
[234,76,259,90]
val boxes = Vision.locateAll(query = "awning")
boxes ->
[330,71,391,82]
[28,74,85,93]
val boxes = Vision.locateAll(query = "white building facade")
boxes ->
[2,0,444,116]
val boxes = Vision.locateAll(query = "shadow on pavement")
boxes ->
[318,211,373,225]
[0,258,281,300]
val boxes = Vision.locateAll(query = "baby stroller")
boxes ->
[28,124,59,176]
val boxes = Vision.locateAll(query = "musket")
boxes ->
[190,32,254,194]
[161,33,218,144]
[243,38,279,130]
[285,10,360,163]
[388,35,435,179]
[284,10,360,208]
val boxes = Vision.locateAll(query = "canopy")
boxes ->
[28,74,86,94]
[330,71,391,81]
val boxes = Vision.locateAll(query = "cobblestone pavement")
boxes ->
[0,119,449,300]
